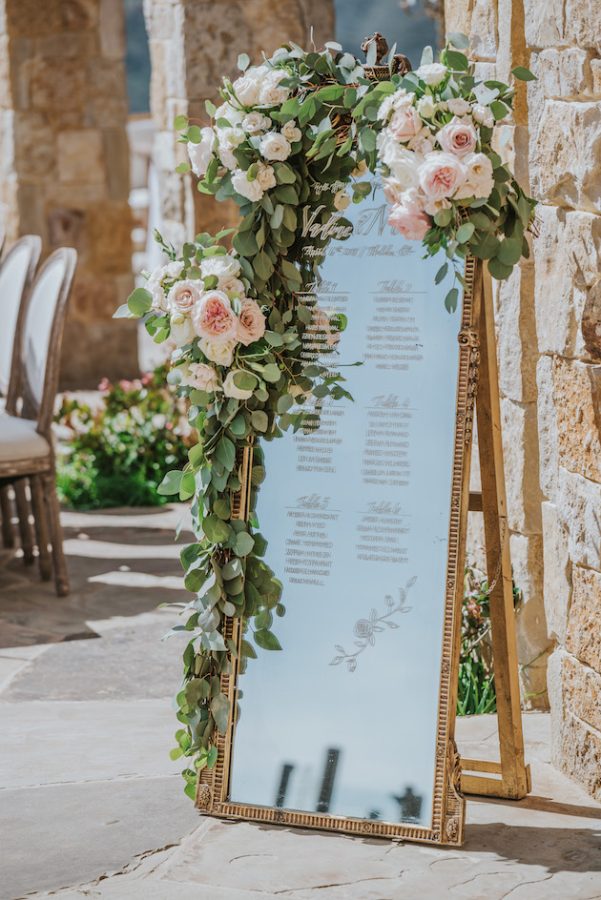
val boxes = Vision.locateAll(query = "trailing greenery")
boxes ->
[117,35,536,800]
[55,368,194,510]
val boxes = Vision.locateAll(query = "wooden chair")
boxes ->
[0,236,42,556]
[0,247,77,595]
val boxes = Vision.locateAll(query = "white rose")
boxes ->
[259,70,290,106]
[472,103,494,128]
[232,67,262,106]
[200,255,241,279]
[199,337,237,366]
[377,132,419,189]
[255,161,277,190]
[223,370,253,400]
[259,131,291,161]
[423,196,452,216]
[416,62,448,86]
[454,152,495,200]
[215,102,244,127]
[146,261,183,310]
[220,275,245,297]
[447,97,471,116]
[416,95,436,118]
[231,168,264,201]
[169,316,196,346]
[167,279,203,314]
[377,89,413,122]
[217,127,245,170]
[282,119,302,142]
[187,126,216,178]
[242,111,272,134]
[333,189,350,211]
[181,362,220,393]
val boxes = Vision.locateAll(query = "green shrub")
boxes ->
[457,564,522,716]
[55,366,195,510]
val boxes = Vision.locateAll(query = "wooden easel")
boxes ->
[458,261,531,800]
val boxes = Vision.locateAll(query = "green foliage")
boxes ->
[55,367,194,510]
[457,564,523,716]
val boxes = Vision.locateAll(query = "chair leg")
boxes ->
[0,485,15,548]
[42,471,69,597]
[14,478,34,565]
[30,474,52,582]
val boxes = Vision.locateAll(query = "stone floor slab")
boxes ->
[0,776,199,900]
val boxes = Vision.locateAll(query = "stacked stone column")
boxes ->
[446,0,601,797]
[0,0,136,387]
[143,0,334,247]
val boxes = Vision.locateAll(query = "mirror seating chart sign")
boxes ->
[199,180,479,845]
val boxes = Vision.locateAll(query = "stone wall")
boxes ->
[446,0,601,797]
[143,0,334,248]
[0,0,137,388]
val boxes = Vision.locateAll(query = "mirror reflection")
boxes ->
[229,182,461,827]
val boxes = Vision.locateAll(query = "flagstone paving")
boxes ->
[0,507,600,899]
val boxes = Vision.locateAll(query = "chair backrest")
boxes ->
[0,235,41,400]
[19,247,77,436]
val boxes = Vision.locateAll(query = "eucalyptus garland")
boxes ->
[118,34,536,799]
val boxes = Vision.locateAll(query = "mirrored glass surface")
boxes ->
[229,182,461,827]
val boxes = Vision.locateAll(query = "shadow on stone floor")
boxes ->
[463,821,601,874]
[0,505,192,648]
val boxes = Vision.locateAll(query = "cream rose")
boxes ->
[377,132,419,190]
[454,152,495,200]
[472,103,494,128]
[199,337,237,366]
[259,131,291,161]
[242,111,272,134]
[259,70,290,106]
[282,119,302,142]
[416,62,447,86]
[181,362,220,393]
[447,97,471,116]
[200,255,241,280]
[146,261,183,311]
[416,95,436,118]
[167,279,203,314]
[388,190,431,241]
[192,290,238,343]
[237,298,266,346]
[437,116,478,158]
[231,168,264,201]
[223,370,254,400]
[169,315,196,346]
[187,127,216,178]
[388,106,422,143]
[419,151,466,200]
[255,161,277,190]
[377,89,412,122]
[333,189,351,211]
[232,67,262,106]
[220,275,245,297]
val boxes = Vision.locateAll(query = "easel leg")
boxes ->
[460,264,531,800]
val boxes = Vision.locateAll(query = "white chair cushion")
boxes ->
[0,412,50,462]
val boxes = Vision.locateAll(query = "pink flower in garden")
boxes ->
[388,191,431,241]
[419,152,466,200]
[236,298,266,346]
[437,117,478,158]
[192,290,238,344]
[388,106,422,143]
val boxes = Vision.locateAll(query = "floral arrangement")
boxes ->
[119,34,536,799]
[55,367,193,510]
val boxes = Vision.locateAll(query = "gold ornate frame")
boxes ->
[194,256,484,847]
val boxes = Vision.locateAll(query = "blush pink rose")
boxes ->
[419,152,466,200]
[237,298,266,346]
[388,106,422,143]
[388,192,431,241]
[192,290,238,343]
[437,116,478,157]
[167,279,202,314]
